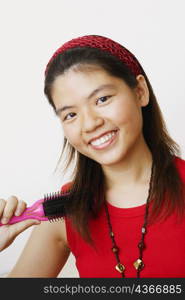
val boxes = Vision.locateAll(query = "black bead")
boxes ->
[112,246,119,253]
[138,242,145,249]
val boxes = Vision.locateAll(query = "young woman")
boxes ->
[0,35,184,278]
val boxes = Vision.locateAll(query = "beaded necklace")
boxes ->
[104,162,154,278]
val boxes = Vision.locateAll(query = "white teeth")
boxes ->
[90,131,117,146]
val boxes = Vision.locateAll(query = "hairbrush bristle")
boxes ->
[43,190,70,221]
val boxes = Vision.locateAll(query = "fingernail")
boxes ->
[1,217,8,224]
[15,210,21,216]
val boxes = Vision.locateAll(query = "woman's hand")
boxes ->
[0,196,40,252]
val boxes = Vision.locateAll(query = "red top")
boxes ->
[62,156,185,278]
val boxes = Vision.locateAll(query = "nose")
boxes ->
[81,109,104,133]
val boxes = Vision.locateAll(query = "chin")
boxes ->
[96,152,127,166]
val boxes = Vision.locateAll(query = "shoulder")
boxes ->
[173,156,185,182]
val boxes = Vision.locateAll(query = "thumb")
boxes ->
[12,219,41,236]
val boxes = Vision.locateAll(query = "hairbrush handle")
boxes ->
[0,199,48,226]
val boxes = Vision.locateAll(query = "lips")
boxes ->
[88,129,118,144]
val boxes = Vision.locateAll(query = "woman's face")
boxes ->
[51,65,149,166]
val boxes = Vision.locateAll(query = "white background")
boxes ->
[0,0,184,277]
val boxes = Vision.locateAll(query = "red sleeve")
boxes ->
[174,156,185,183]
[60,181,73,193]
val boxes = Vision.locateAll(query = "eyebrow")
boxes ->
[55,84,115,115]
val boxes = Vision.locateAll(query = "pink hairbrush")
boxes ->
[0,191,70,226]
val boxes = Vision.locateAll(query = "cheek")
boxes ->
[63,127,82,148]
[115,101,142,130]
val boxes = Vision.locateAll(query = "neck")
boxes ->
[102,135,153,191]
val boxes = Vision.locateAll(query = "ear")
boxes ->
[135,75,149,107]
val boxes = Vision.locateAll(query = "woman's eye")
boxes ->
[96,95,111,104]
[63,112,76,121]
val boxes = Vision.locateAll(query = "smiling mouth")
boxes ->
[89,130,119,150]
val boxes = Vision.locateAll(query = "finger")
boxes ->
[14,200,27,216]
[12,219,41,236]
[1,196,19,224]
[0,199,6,219]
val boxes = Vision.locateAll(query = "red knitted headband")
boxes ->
[45,35,143,77]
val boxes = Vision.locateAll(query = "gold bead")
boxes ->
[141,227,146,234]
[110,231,114,237]
[115,263,125,273]
[133,258,144,270]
